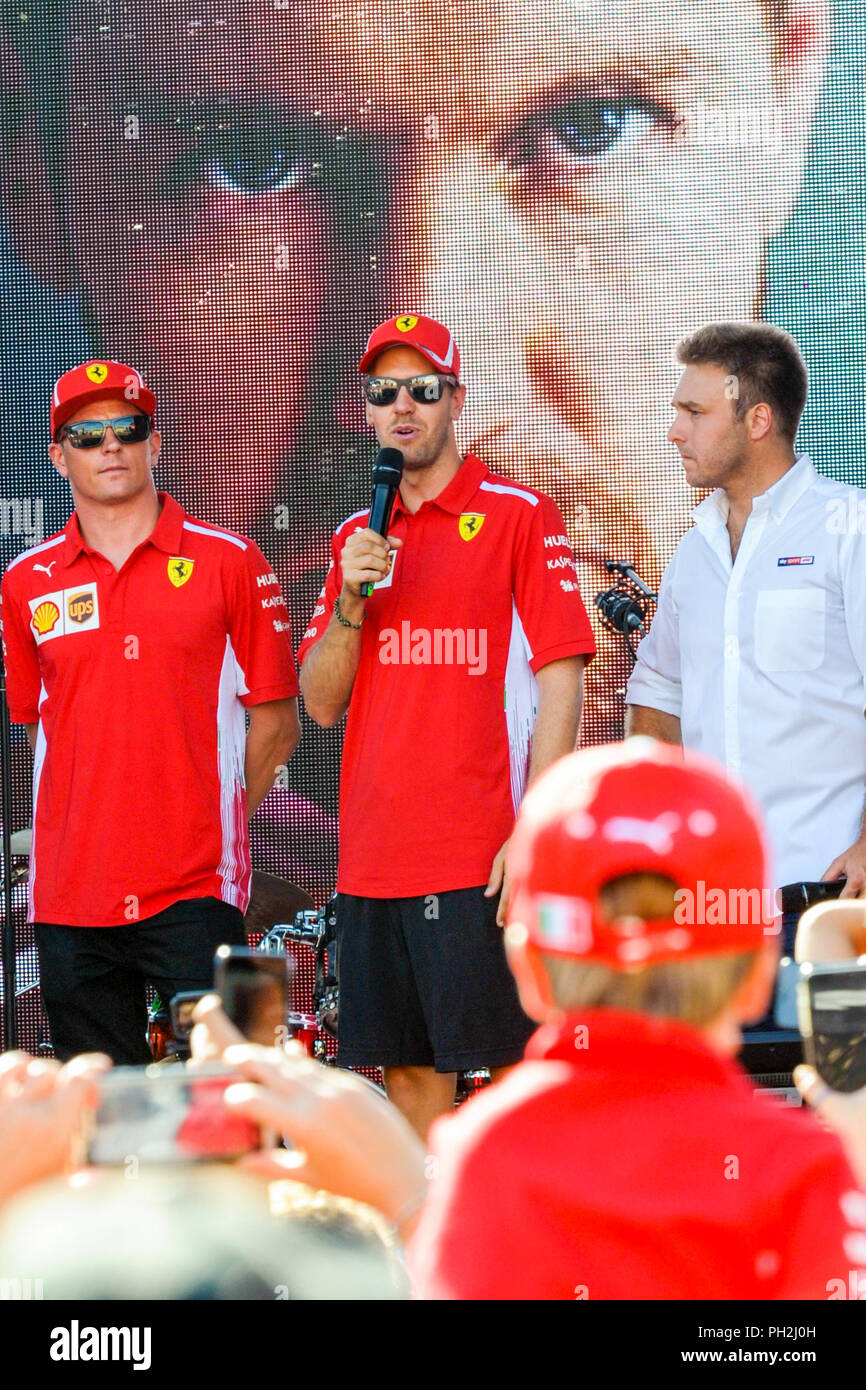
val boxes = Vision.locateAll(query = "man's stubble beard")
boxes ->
[687,436,750,493]
[394,411,457,473]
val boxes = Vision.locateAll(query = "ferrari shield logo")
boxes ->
[459,513,485,541]
[84,362,109,383]
[168,557,194,588]
[395,314,418,333]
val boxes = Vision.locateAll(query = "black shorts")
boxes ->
[335,887,537,1073]
[36,897,247,1064]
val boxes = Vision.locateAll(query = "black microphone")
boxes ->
[361,447,404,598]
[594,591,646,635]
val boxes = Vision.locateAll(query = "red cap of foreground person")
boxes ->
[507,738,773,968]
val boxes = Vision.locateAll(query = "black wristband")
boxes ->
[333,595,364,630]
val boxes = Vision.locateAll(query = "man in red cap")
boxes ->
[298,315,596,1137]
[1,361,300,1063]
[406,738,866,1298]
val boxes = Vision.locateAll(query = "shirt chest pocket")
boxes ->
[753,588,826,673]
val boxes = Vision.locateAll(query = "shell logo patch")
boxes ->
[395,315,418,333]
[459,513,485,541]
[84,362,109,384]
[32,601,60,636]
[168,557,194,588]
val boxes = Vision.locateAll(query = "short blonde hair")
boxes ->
[539,874,757,1028]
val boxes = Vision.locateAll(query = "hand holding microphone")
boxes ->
[339,530,403,611]
[360,448,404,598]
[338,448,404,617]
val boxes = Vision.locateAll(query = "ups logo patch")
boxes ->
[67,591,95,624]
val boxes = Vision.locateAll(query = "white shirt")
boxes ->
[626,455,866,887]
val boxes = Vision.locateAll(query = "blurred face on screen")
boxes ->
[23,0,825,724]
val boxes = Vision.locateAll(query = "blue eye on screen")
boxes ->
[200,144,309,196]
[155,118,317,199]
[553,99,663,159]
[507,93,673,167]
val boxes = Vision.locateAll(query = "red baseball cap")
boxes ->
[507,739,774,969]
[358,314,460,379]
[51,361,156,440]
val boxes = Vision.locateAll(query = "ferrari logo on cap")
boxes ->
[396,315,418,333]
[459,513,485,541]
[168,557,194,588]
[84,362,109,383]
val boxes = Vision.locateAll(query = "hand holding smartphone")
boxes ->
[85,1064,262,1165]
[213,945,292,1048]
[797,960,866,1093]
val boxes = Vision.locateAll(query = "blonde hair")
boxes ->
[539,874,757,1028]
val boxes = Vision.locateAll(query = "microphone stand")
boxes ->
[0,645,18,1050]
[594,560,658,668]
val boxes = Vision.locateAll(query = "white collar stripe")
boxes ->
[6,535,65,573]
[182,520,247,550]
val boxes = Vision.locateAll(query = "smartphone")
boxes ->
[170,990,208,1042]
[797,960,866,1093]
[213,944,292,1047]
[773,956,800,1029]
[86,1063,261,1165]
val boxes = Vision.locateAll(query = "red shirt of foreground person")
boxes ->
[409,741,866,1300]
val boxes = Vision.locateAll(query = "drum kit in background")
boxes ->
[146,871,324,1064]
[146,872,491,1104]
[256,893,340,1066]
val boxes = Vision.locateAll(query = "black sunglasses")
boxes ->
[59,415,153,449]
[364,373,458,407]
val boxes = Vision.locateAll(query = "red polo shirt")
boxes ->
[297,455,596,896]
[410,1009,866,1300]
[1,493,297,926]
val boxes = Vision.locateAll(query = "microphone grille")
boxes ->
[373,447,404,481]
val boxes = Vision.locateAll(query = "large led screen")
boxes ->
[1,0,863,957]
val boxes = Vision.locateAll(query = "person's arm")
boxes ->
[795,1066,866,1190]
[823,526,866,896]
[794,901,866,1184]
[624,552,684,740]
[624,704,683,743]
[821,809,866,898]
[795,900,866,964]
[226,540,299,812]
[1,572,42,739]
[486,656,586,923]
[527,656,585,782]
[486,494,596,924]
[299,528,401,727]
[244,698,301,818]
